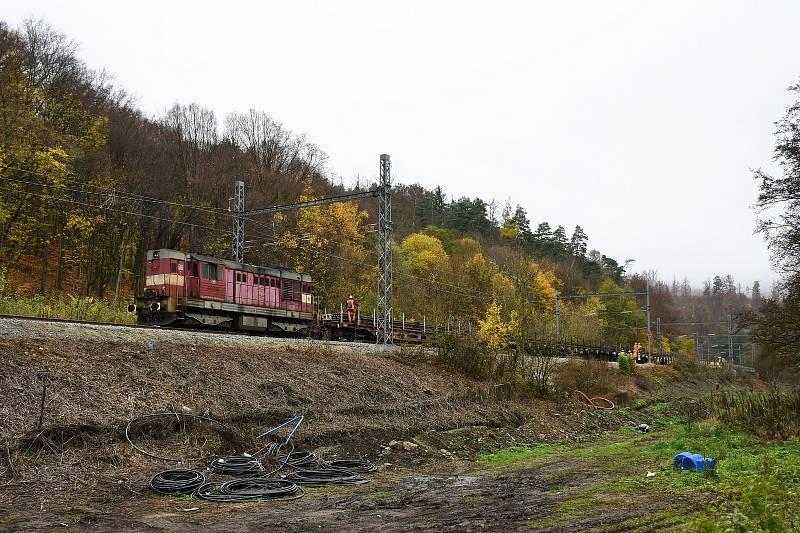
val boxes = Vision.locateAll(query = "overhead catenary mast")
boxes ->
[230,154,394,344]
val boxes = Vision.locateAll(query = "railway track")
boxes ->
[0,313,406,346]
[0,313,680,364]
[0,313,250,337]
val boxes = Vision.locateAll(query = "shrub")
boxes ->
[434,333,490,380]
[671,353,707,378]
[617,353,635,375]
[638,365,679,387]
[555,357,617,397]
[0,269,133,324]
[714,389,800,440]
[524,343,566,398]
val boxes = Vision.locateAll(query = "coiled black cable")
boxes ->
[284,468,368,487]
[210,456,264,477]
[324,459,377,473]
[276,450,318,468]
[195,478,304,502]
[149,469,205,495]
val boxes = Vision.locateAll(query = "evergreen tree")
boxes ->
[552,225,568,256]
[432,186,446,226]
[752,281,762,307]
[532,222,553,255]
[712,275,724,295]
[511,205,533,243]
[569,225,588,257]
[533,222,552,241]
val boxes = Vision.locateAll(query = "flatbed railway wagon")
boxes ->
[130,249,313,334]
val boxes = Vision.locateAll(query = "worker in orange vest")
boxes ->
[346,295,356,323]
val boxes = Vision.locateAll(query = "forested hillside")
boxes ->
[0,19,764,351]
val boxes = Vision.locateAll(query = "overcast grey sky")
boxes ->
[6,1,798,290]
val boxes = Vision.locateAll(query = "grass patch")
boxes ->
[0,270,134,324]
[479,444,564,467]
[555,494,615,514]
[714,388,800,440]
[365,491,394,501]
[648,401,670,412]
[483,419,800,531]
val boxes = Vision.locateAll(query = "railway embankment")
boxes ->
[0,317,632,447]
[0,317,720,531]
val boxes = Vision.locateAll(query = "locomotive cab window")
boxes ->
[202,263,221,281]
[170,261,178,274]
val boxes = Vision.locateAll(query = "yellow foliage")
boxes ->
[478,301,520,354]
[500,223,519,241]
[452,237,481,260]
[65,212,100,237]
[284,185,370,304]
[82,116,109,148]
[34,147,70,180]
[491,272,514,300]
[400,233,448,277]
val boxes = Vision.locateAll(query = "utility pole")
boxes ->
[655,317,661,356]
[376,154,393,345]
[727,313,734,365]
[554,291,560,344]
[230,155,394,345]
[232,180,244,263]
[646,283,652,360]
[695,326,701,360]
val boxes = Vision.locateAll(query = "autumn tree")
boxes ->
[746,84,800,367]
[478,301,519,355]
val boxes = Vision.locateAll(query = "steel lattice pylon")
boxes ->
[229,155,394,345]
[231,180,245,262]
[376,154,393,345]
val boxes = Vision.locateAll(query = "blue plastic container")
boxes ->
[673,452,716,473]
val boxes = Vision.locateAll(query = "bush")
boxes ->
[434,333,490,380]
[0,269,133,324]
[714,389,800,440]
[617,353,635,375]
[671,354,707,378]
[638,365,679,387]
[555,357,618,397]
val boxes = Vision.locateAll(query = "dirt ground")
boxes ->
[2,427,693,532]
[0,319,701,532]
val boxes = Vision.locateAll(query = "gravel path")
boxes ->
[0,316,402,355]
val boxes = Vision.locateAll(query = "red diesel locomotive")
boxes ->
[130,249,314,334]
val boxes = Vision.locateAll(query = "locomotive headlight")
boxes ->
[150,302,161,312]
[127,304,137,313]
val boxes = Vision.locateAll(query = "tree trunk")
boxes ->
[39,231,49,293]
[55,231,65,290]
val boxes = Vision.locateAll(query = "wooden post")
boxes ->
[36,371,50,432]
